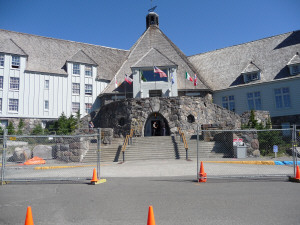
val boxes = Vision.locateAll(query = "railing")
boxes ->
[177,127,189,160]
[121,129,134,162]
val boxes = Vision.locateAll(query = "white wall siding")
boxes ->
[0,56,107,119]
[213,78,300,117]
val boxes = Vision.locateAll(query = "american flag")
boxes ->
[194,74,197,86]
[154,66,167,78]
[125,74,133,84]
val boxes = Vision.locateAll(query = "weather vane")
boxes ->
[148,0,157,12]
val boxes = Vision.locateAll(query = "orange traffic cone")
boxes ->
[147,206,156,225]
[24,206,34,225]
[295,165,300,179]
[198,161,207,183]
[91,168,98,185]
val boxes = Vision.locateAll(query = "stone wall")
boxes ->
[240,111,271,127]
[92,96,241,137]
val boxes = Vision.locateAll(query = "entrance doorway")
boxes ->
[144,112,170,136]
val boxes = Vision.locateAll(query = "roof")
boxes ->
[287,52,300,65]
[241,62,260,74]
[0,38,27,56]
[188,30,300,91]
[0,29,128,79]
[103,26,211,94]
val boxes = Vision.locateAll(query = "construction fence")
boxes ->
[1,126,299,183]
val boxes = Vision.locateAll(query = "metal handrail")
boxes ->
[121,129,134,162]
[178,127,189,160]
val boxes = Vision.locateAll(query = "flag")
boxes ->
[125,74,133,84]
[194,74,197,86]
[154,66,167,78]
[115,75,118,88]
[171,72,175,84]
[185,72,193,82]
[141,71,147,82]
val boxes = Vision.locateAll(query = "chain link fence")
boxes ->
[1,129,101,183]
[194,126,299,179]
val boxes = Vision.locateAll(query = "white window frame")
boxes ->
[44,100,49,111]
[0,76,3,89]
[85,65,92,77]
[274,87,291,109]
[72,102,80,113]
[222,95,235,112]
[247,91,262,110]
[10,77,20,90]
[289,64,300,76]
[72,83,80,95]
[45,80,49,89]
[243,72,260,83]
[0,54,4,67]
[85,103,92,113]
[8,99,18,112]
[73,63,80,75]
[85,84,92,95]
[11,55,20,69]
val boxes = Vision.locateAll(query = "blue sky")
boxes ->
[0,0,299,55]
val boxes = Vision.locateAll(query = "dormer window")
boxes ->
[85,65,92,77]
[289,64,300,75]
[0,54,4,67]
[243,72,260,83]
[73,63,80,75]
[11,56,20,69]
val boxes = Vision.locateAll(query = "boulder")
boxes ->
[252,150,260,157]
[32,145,52,159]
[13,146,31,162]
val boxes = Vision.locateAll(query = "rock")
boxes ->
[252,150,260,157]
[251,139,259,150]
[69,155,81,162]
[32,145,53,159]
[13,146,31,162]
[60,144,70,151]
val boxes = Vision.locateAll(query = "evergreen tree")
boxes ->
[31,124,44,135]
[17,118,25,135]
[7,121,15,135]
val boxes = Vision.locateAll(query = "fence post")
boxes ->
[292,124,297,177]
[1,129,7,185]
[97,128,101,179]
[197,125,199,182]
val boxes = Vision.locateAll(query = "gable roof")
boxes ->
[188,30,300,91]
[67,49,98,66]
[0,29,128,79]
[287,52,300,65]
[103,26,211,94]
[0,38,27,56]
[241,62,260,74]
[132,47,176,68]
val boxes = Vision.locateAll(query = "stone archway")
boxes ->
[144,112,170,136]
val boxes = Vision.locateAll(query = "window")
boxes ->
[0,98,2,111]
[44,100,49,110]
[9,99,18,112]
[72,83,80,94]
[243,72,260,83]
[247,92,262,110]
[10,77,20,90]
[45,80,49,89]
[73,63,80,75]
[72,102,80,113]
[290,65,300,75]
[0,76,3,89]
[85,66,92,77]
[274,87,291,109]
[85,103,92,113]
[222,95,235,112]
[187,115,195,123]
[0,54,4,67]
[85,84,92,95]
[141,69,168,82]
[11,56,20,68]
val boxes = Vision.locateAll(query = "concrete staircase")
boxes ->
[82,135,230,162]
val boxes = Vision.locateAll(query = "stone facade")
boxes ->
[240,111,271,127]
[92,96,241,137]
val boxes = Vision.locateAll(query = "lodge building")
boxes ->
[0,11,299,134]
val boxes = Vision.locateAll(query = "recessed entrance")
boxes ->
[144,112,170,136]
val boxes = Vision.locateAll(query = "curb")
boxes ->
[205,161,300,165]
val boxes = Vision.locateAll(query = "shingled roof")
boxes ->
[103,26,211,94]
[188,30,300,91]
[0,29,128,80]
